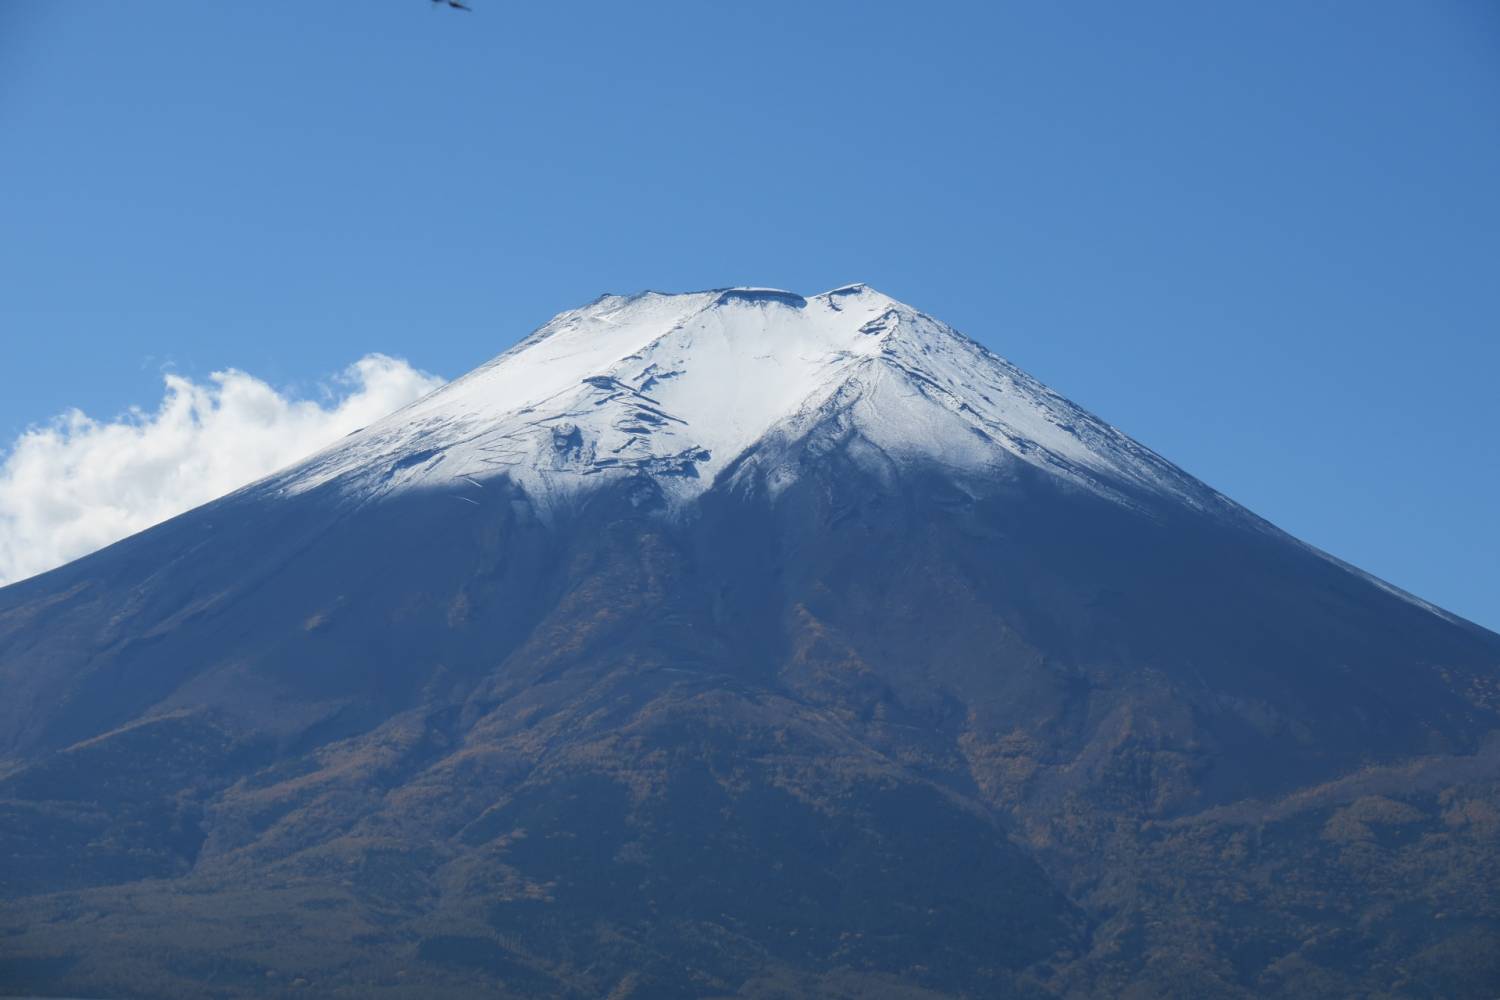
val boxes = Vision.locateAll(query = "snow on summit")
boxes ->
[271,285,1239,517]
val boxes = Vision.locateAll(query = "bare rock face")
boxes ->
[2,287,1497,998]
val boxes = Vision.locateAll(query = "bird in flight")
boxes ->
[433,0,472,10]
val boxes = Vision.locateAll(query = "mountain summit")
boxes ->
[3,287,1498,999]
[283,285,1229,518]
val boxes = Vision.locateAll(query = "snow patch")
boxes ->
[268,286,1243,526]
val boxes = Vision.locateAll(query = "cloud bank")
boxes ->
[0,355,444,586]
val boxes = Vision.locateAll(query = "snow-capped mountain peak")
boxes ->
[272,285,1234,518]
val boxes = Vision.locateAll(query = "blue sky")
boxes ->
[2,1,1497,629]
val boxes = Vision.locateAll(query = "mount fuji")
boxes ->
[2,286,1497,999]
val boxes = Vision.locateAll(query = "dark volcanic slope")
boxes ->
[2,288,1498,999]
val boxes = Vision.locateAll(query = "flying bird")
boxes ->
[432,0,471,10]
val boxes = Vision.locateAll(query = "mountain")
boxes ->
[2,285,1497,999]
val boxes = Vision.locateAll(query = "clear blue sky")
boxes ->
[2,1,1497,630]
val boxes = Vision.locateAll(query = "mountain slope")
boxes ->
[1,286,1497,999]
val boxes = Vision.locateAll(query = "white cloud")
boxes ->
[0,355,445,586]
